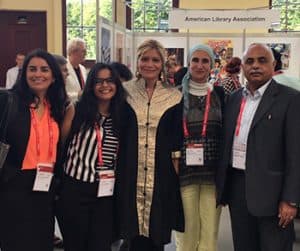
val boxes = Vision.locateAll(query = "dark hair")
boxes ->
[225,57,241,74]
[110,62,133,82]
[74,63,126,136]
[52,54,67,67]
[174,67,188,87]
[12,49,68,123]
[271,48,282,71]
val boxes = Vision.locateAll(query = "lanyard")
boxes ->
[183,88,211,138]
[94,122,104,167]
[30,103,54,161]
[235,97,246,136]
[79,69,85,89]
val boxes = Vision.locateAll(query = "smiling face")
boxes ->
[26,57,55,97]
[242,44,275,90]
[189,50,212,83]
[137,49,163,83]
[93,68,117,103]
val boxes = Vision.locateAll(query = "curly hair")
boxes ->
[225,57,241,74]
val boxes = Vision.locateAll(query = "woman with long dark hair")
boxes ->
[57,63,125,251]
[0,49,67,251]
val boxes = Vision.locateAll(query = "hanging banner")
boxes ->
[168,9,280,29]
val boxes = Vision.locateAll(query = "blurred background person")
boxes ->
[52,53,70,249]
[0,49,67,251]
[116,39,184,251]
[66,38,87,102]
[175,44,224,251]
[5,52,25,89]
[57,63,126,251]
[271,48,300,91]
[219,57,242,96]
[110,62,133,82]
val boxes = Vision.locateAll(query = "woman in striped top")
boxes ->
[56,63,125,251]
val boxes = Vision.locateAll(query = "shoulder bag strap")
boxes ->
[0,93,13,142]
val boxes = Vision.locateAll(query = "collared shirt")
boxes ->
[5,66,20,89]
[232,79,271,170]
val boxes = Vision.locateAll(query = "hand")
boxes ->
[278,201,297,228]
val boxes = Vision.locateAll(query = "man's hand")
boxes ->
[278,201,297,228]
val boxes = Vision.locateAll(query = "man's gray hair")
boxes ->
[242,43,275,63]
[67,38,86,56]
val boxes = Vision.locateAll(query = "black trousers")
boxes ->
[0,170,55,251]
[56,175,114,251]
[227,169,294,251]
[129,236,164,251]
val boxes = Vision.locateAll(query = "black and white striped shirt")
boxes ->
[64,117,119,182]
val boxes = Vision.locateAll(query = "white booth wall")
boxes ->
[133,32,300,79]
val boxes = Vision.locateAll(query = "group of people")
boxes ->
[0,38,300,251]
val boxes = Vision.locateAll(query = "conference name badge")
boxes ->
[186,143,204,166]
[232,142,246,170]
[97,170,115,197]
[33,163,54,192]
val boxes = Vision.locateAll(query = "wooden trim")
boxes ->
[126,0,132,30]
[173,0,179,8]
[62,0,67,56]
[171,0,179,32]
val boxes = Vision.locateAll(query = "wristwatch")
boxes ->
[288,202,298,208]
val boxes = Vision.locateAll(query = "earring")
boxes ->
[136,71,141,78]
[160,71,165,82]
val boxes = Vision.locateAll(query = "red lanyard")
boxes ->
[94,122,104,167]
[183,89,211,138]
[79,69,85,89]
[235,97,246,136]
[30,103,54,161]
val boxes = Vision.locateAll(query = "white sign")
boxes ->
[169,9,280,29]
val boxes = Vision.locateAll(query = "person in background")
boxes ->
[216,43,300,251]
[271,48,300,91]
[174,67,188,87]
[165,59,178,85]
[57,63,125,251]
[174,44,224,251]
[52,53,70,249]
[219,57,242,96]
[0,49,67,251]
[109,61,133,251]
[110,62,133,82]
[116,39,184,251]
[53,54,69,82]
[66,38,87,102]
[5,52,25,89]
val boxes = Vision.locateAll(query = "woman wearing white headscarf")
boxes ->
[175,44,225,251]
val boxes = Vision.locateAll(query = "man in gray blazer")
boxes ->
[216,43,300,251]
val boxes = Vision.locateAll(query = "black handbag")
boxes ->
[0,92,13,170]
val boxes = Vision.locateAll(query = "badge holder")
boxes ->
[97,169,115,197]
[33,163,54,192]
[186,143,204,166]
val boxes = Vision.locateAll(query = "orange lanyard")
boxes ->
[30,103,54,161]
[235,97,246,136]
[94,122,104,167]
[183,89,211,138]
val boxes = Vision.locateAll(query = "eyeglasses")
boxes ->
[95,77,115,85]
